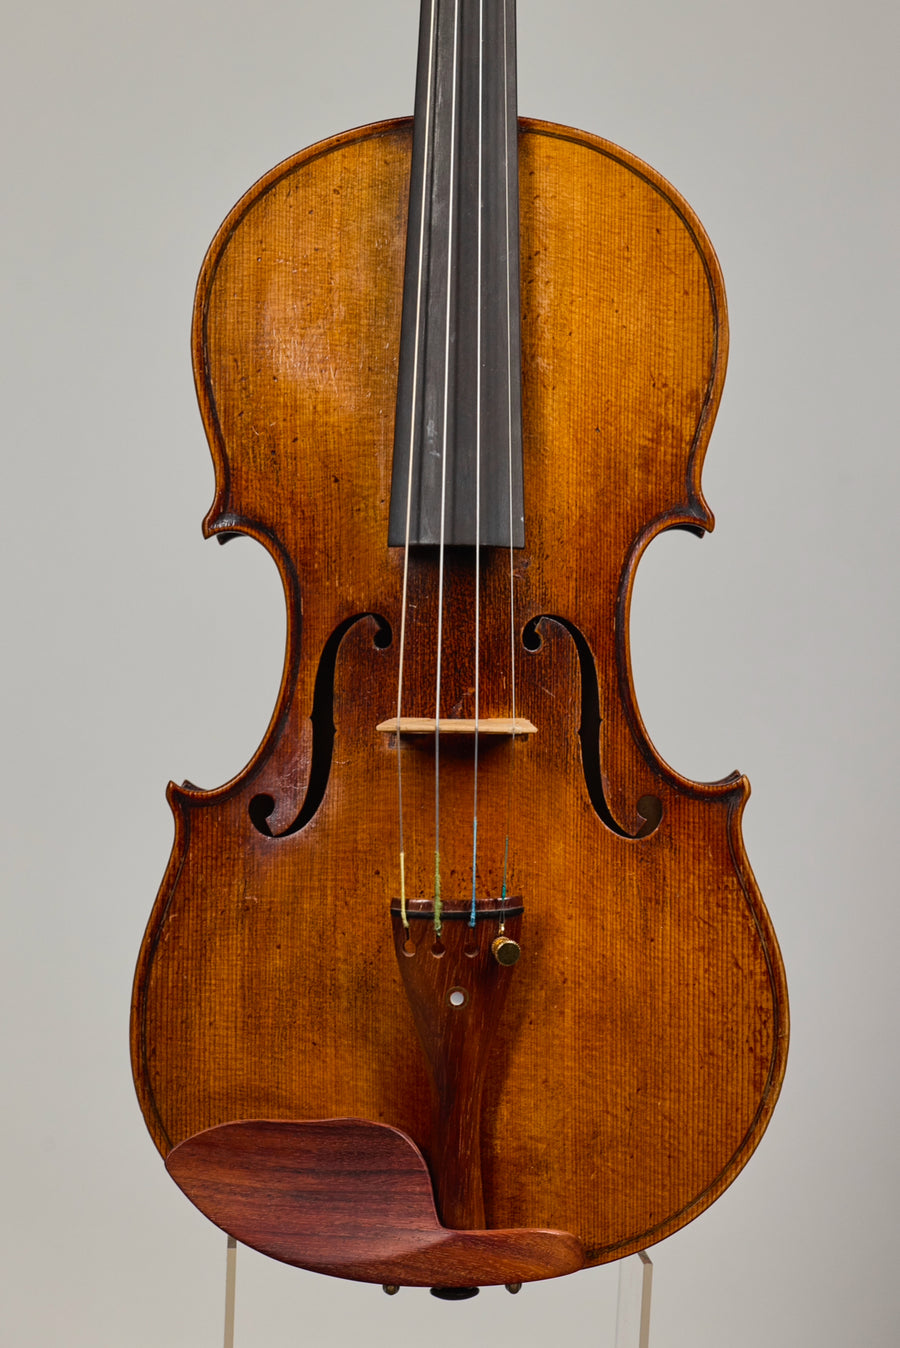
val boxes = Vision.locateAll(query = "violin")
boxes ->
[131,0,788,1292]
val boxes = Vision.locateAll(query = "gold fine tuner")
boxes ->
[492,936,521,967]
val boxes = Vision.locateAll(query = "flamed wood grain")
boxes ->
[131,118,788,1274]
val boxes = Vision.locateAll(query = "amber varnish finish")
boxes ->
[131,119,788,1270]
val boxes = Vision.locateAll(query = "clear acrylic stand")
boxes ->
[615,1252,653,1348]
[221,1240,653,1347]
[223,1236,237,1348]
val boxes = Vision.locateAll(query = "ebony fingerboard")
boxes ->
[389,0,524,548]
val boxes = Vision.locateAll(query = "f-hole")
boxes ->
[249,613,392,838]
[522,615,661,840]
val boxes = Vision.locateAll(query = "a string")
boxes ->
[396,0,439,932]
[433,0,462,938]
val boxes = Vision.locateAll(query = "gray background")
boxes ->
[2,0,897,1343]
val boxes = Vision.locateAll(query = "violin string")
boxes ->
[501,0,517,917]
[470,0,485,930]
[433,0,462,938]
[396,0,439,932]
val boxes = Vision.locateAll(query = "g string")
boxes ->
[394,0,439,934]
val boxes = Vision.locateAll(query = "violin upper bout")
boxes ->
[518,121,732,826]
[191,120,411,559]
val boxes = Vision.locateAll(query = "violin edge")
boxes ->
[129,114,789,1258]
[584,788,789,1263]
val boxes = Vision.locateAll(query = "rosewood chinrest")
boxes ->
[166,1119,584,1286]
